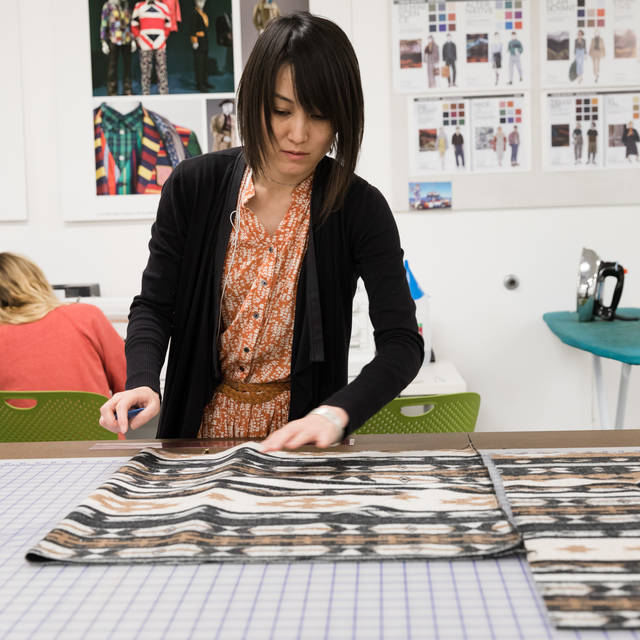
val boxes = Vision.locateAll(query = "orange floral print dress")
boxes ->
[198,168,311,439]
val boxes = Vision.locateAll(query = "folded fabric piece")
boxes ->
[492,451,640,630]
[27,443,521,564]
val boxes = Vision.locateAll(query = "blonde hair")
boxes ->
[0,252,62,325]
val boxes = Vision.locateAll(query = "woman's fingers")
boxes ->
[99,387,160,435]
[128,397,160,430]
[260,424,295,452]
[279,429,315,451]
[260,418,339,452]
[99,395,122,433]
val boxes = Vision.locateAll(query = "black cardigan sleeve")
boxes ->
[125,162,191,394]
[322,184,425,434]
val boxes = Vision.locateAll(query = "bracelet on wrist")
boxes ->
[309,406,345,441]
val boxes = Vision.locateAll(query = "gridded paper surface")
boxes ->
[0,456,638,640]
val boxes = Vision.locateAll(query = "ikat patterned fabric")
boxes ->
[493,451,640,630]
[27,444,521,564]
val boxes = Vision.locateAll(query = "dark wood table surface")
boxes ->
[1,430,638,459]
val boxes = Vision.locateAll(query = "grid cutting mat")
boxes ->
[1,455,639,640]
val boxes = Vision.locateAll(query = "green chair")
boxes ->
[358,393,481,434]
[0,391,117,442]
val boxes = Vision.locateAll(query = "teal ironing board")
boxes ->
[543,308,640,428]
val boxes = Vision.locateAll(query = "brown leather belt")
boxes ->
[216,379,290,405]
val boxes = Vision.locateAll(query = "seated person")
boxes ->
[0,253,126,402]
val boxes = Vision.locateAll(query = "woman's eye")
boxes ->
[310,113,327,121]
[273,108,289,116]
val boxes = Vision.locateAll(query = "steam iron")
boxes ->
[577,248,637,321]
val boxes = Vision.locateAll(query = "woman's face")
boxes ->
[263,65,334,185]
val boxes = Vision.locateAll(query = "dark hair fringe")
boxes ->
[237,12,364,223]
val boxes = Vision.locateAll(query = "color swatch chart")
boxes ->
[634,96,639,120]
[442,102,466,126]
[575,96,599,121]
[428,1,456,32]
[577,0,606,28]
[499,100,522,124]
[495,0,524,31]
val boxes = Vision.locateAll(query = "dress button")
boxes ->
[268,246,273,253]
[253,312,259,318]
[261,280,267,286]
[243,347,250,353]
[118,154,124,161]
[239,366,244,372]
[119,129,125,135]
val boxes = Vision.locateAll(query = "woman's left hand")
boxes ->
[260,405,348,452]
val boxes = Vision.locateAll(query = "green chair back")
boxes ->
[358,393,481,434]
[0,391,117,442]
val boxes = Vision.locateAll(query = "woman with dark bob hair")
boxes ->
[100,12,424,450]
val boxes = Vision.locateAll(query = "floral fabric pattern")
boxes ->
[199,169,311,439]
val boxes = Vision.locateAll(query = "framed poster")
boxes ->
[392,0,531,93]
[544,91,605,169]
[57,0,240,221]
[543,90,640,170]
[409,96,472,174]
[604,91,640,167]
[409,92,530,175]
[239,0,309,67]
[408,181,453,209]
[469,93,529,171]
[88,0,235,96]
[206,97,240,152]
[540,0,640,88]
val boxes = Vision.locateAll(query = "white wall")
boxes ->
[3,0,639,432]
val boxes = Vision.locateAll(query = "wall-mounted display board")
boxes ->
[0,0,27,222]
[391,0,640,212]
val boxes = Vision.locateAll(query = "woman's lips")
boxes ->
[281,150,309,159]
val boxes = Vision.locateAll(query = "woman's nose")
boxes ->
[287,114,309,143]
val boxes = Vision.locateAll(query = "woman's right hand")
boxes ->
[99,387,160,435]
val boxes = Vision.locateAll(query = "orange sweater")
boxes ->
[0,303,126,397]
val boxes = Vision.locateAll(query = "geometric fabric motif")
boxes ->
[492,451,640,629]
[27,444,522,564]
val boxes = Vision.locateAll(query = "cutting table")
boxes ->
[2,432,639,639]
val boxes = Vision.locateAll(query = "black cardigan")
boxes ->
[125,148,424,438]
